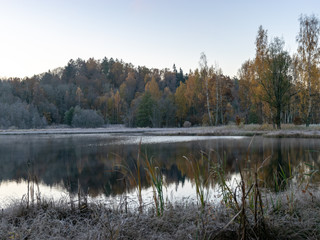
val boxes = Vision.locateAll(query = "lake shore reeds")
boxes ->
[1,186,320,239]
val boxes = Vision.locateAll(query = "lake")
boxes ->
[0,134,319,207]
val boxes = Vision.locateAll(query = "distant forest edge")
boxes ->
[1,15,320,129]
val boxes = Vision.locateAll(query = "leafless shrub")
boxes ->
[183,121,191,128]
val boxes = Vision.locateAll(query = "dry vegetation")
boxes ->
[4,123,320,138]
[1,187,320,239]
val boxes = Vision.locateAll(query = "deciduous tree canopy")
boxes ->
[1,15,320,129]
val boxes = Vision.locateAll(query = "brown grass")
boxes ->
[1,184,320,239]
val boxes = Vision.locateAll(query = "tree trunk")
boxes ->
[215,76,219,126]
[276,105,281,129]
[306,58,312,127]
[219,79,224,124]
[271,111,276,129]
[205,75,213,126]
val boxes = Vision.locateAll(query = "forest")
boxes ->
[0,15,319,129]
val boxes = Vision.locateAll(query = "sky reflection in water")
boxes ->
[0,135,319,207]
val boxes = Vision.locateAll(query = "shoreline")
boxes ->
[1,186,319,239]
[1,124,320,138]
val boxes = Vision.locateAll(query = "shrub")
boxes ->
[183,121,191,128]
[235,115,241,126]
[259,123,274,131]
[71,107,104,128]
[201,113,209,126]
[0,101,47,129]
[248,111,259,124]
[293,116,303,125]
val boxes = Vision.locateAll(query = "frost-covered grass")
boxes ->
[1,184,320,239]
[2,124,320,138]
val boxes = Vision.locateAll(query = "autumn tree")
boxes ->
[258,37,293,129]
[159,87,176,127]
[296,14,320,126]
[199,53,213,125]
[113,90,122,123]
[119,71,138,105]
[160,70,176,93]
[209,70,234,125]
[174,82,188,125]
[254,26,271,123]
[145,76,162,100]
[184,70,204,124]
[238,60,255,123]
[213,65,223,125]
[109,61,125,88]
[76,87,83,106]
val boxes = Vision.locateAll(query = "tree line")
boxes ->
[0,14,319,129]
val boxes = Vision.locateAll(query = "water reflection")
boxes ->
[0,135,320,203]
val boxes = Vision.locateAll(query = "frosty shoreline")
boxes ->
[1,186,320,239]
[1,124,320,138]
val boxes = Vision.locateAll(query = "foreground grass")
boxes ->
[1,187,320,240]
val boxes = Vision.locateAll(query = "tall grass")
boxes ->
[184,151,214,209]
[144,153,165,216]
[113,140,166,216]
[210,136,270,239]
[25,159,41,209]
[113,140,143,212]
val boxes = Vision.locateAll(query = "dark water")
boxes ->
[0,134,320,204]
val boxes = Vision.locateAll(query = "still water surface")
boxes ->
[0,134,320,206]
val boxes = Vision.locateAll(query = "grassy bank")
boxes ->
[155,124,320,138]
[2,124,320,138]
[1,187,320,239]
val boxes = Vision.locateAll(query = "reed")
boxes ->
[113,139,144,212]
[144,153,164,216]
[184,151,214,209]
[113,140,166,216]
[211,136,270,239]
[25,159,41,209]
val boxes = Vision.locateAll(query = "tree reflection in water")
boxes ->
[0,135,320,201]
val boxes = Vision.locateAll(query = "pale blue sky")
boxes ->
[0,0,319,78]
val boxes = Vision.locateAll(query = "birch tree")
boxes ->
[214,64,223,125]
[255,25,269,123]
[296,15,320,126]
[199,53,213,125]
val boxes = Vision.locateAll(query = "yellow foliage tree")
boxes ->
[174,82,188,124]
[296,15,320,126]
[145,76,161,100]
